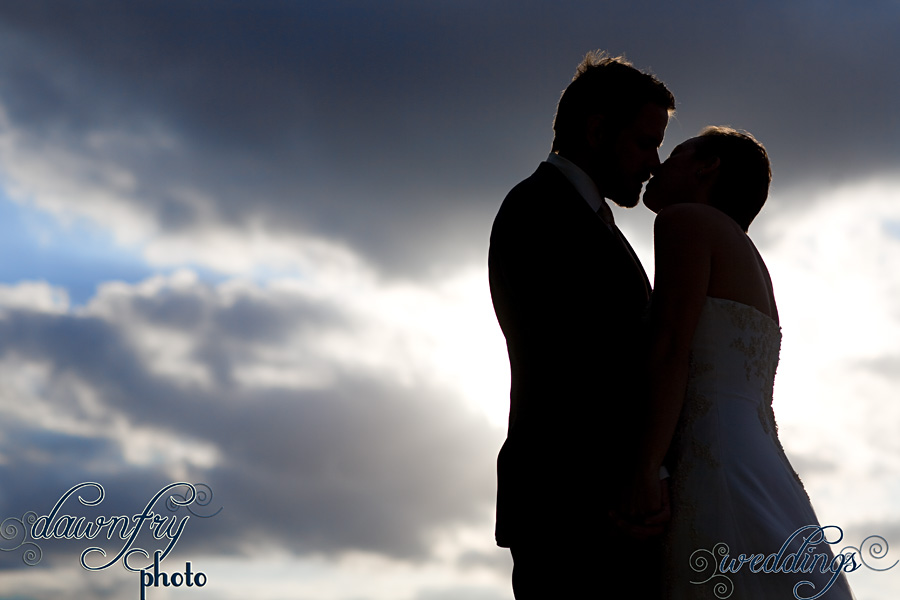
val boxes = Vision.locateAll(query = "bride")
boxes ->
[626,126,855,599]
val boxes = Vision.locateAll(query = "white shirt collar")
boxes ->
[545,152,608,214]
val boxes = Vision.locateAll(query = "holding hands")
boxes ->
[610,469,671,540]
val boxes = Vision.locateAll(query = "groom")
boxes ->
[489,52,674,598]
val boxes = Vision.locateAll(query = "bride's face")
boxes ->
[642,137,705,213]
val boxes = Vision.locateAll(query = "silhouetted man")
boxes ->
[489,52,674,598]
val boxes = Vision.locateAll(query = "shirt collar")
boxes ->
[545,152,607,214]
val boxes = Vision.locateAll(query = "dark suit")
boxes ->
[489,161,652,596]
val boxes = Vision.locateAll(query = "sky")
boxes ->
[0,1,898,598]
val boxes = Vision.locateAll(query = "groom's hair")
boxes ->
[696,126,772,231]
[552,51,674,153]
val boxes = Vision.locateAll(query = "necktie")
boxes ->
[597,203,651,298]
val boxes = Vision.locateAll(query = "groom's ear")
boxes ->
[585,113,608,148]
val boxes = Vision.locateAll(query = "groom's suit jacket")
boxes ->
[489,161,651,547]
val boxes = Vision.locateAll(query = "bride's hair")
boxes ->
[695,126,771,231]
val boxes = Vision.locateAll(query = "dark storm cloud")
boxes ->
[0,0,896,273]
[0,281,498,563]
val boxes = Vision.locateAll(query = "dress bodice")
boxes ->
[671,297,789,475]
[687,296,781,400]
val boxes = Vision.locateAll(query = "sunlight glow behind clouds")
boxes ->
[323,266,509,426]
[762,177,900,542]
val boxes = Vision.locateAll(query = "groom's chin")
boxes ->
[611,195,640,209]
[608,183,644,209]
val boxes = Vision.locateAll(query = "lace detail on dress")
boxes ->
[710,299,805,490]
[717,297,781,385]
[666,323,720,564]
[671,354,717,473]
[682,355,714,425]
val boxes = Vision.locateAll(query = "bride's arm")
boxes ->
[627,204,713,516]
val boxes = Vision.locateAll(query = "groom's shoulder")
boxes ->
[513,161,565,193]
[496,163,571,221]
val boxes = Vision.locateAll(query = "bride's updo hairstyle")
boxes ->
[695,126,771,232]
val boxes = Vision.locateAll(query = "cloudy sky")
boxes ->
[0,1,897,598]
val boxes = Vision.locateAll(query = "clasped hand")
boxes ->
[609,469,671,540]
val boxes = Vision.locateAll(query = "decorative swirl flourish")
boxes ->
[0,512,42,566]
[165,483,222,518]
[840,535,898,572]
[0,515,27,549]
[75,482,105,507]
[165,483,197,512]
[690,543,733,599]
[123,547,152,572]
[186,484,222,518]
[712,577,735,600]
[80,546,107,570]
[21,544,42,566]
[689,547,716,582]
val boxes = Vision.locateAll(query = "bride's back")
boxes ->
[703,204,779,323]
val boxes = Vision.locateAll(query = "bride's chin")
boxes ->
[642,194,661,213]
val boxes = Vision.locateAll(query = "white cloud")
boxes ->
[0,280,69,313]
[761,176,900,539]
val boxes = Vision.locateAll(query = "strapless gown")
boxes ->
[662,296,854,599]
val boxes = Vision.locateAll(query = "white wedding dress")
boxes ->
[662,296,854,599]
